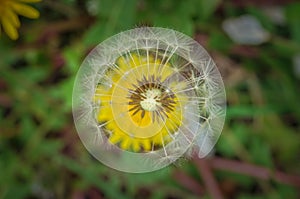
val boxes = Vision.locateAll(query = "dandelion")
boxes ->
[0,0,41,40]
[73,27,226,173]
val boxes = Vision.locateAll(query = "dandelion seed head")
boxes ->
[72,27,226,173]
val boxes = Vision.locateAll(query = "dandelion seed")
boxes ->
[72,27,226,173]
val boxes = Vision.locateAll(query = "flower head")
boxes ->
[73,27,226,173]
[0,0,41,40]
[94,53,185,152]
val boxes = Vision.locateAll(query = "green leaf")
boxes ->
[84,0,137,46]
[197,0,222,20]
[285,3,300,44]
[275,184,298,199]
[208,31,233,52]
[226,105,272,119]
[249,138,273,167]
[2,183,31,199]
[63,45,84,75]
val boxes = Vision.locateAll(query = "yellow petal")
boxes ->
[120,138,131,150]
[152,134,163,146]
[141,140,151,151]
[11,2,40,19]
[1,17,19,40]
[5,9,21,28]
[132,140,141,152]
[97,106,112,122]
[109,134,121,144]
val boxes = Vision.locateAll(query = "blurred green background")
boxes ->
[1,0,300,198]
